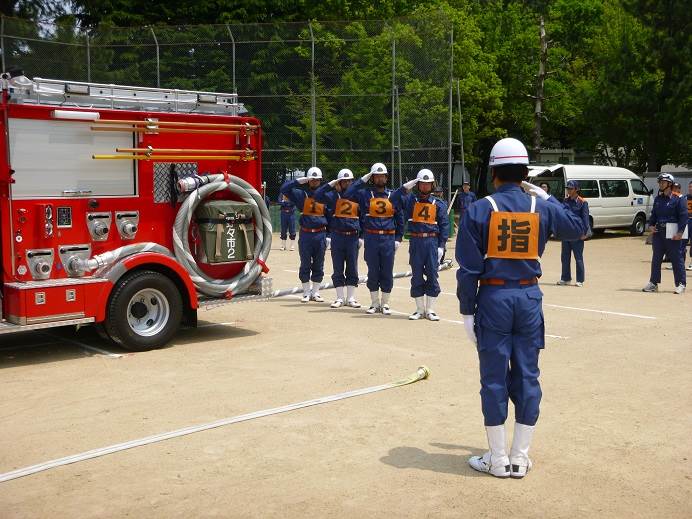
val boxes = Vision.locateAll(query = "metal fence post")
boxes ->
[86,34,91,82]
[391,30,396,182]
[447,26,454,202]
[1,16,5,74]
[225,24,236,93]
[308,22,316,167]
[150,27,160,88]
[457,79,465,183]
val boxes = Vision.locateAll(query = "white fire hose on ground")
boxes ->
[72,174,272,298]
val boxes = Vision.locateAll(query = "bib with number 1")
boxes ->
[412,201,437,224]
[368,197,394,218]
[302,197,325,217]
[486,212,540,260]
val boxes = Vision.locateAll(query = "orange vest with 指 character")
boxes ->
[334,197,359,219]
[485,195,540,260]
[302,197,325,217]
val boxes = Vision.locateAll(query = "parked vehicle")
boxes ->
[527,164,653,235]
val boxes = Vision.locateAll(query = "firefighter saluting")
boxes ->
[280,167,328,303]
[456,138,585,479]
[314,168,362,308]
[344,163,404,315]
[391,169,450,320]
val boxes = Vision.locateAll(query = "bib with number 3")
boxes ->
[412,201,437,224]
[486,211,540,260]
[335,198,359,219]
[368,197,394,218]
[302,197,325,217]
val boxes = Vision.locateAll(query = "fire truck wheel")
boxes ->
[105,270,183,351]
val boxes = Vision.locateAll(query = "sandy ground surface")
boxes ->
[0,231,691,518]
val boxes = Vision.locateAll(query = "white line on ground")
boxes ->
[392,286,657,320]
[42,333,123,358]
[284,269,298,273]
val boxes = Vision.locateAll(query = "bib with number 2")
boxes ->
[335,198,359,219]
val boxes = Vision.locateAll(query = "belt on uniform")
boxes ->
[365,229,395,235]
[479,277,538,287]
[301,226,326,233]
[281,209,293,213]
[409,232,438,238]
[333,230,359,236]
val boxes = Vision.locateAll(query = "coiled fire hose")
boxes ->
[72,174,272,299]
[173,173,272,297]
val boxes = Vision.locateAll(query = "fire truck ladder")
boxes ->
[8,77,245,116]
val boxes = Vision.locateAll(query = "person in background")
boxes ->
[686,181,692,270]
[278,192,297,251]
[539,183,551,196]
[457,181,477,222]
[556,180,590,287]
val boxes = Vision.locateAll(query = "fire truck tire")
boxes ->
[104,270,183,351]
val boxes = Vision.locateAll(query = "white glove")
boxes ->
[325,237,331,248]
[361,172,373,183]
[521,181,550,200]
[463,315,477,344]
[394,240,401,251]
[404,179,418,190]
[358,238,364,249]
[437,247,444,262]
[328,179,339,188]
[297,177,310,185]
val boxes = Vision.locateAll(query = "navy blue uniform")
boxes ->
[315,184,360,288]
[647,193,687,287]
[456,184,585,427]
[278,193,296,241]
[391,188,450,297]
[344,178,404,293]
[685,194,692,264]
[560,196,590,283]
[280,179,328,283]
[457,190,477,219]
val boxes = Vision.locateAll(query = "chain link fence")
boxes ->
[1,14,465,203]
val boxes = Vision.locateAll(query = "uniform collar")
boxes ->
[496,183,522,193]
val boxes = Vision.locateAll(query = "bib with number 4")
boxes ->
[412,202,437,224]
[368,197,394,218]
[335,198,359,219]
[302,197,325,217]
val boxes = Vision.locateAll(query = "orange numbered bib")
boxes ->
[368,197,395,218]
[412,201,437,224]
[487,212,540,260]
[335,198,359,219]
[302,197,325,217]
[687,198,692,216]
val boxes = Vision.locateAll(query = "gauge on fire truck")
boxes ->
[57,206,72,228]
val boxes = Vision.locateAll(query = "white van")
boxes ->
[527,165,653,235]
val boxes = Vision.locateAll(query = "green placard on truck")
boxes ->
[194,200,255,264]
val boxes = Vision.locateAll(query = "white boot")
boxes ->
[425,296,440,321]
[289,239,296,251]
[311,281,324,302]
[468,425,511,478]
[381,292,392,315]
[509,423,535,479]
[366,291,380,314]
[280,239,287,251]
[300,282,311,303]
[331,286,345,308]
[409,297,425,320]
[346,285,361,308]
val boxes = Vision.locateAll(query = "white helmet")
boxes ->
[416,169,435,183]
[337,168,354,180]
[657,173,674,183]
[306,166,323,179]
[370,162,388,175]
[489,138,529,167]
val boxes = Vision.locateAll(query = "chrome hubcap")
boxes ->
[127,288,170,337]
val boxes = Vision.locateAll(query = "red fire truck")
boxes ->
[0,74,272,351]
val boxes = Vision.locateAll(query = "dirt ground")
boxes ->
[0,231,691,518]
